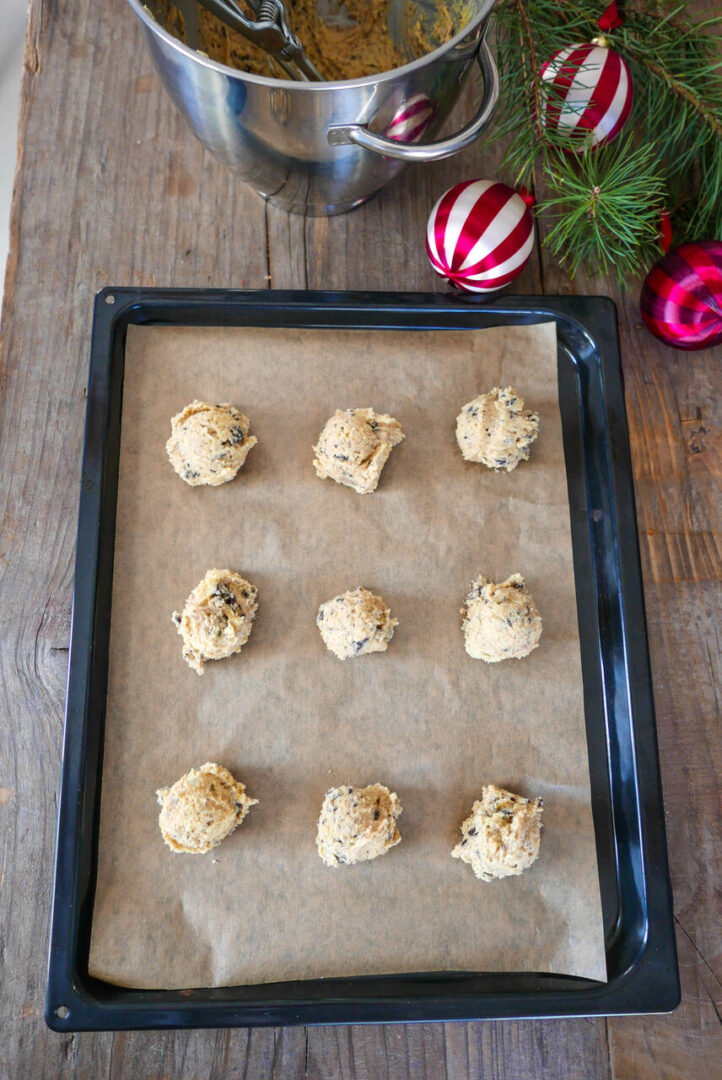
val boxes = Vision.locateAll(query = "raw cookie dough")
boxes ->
[312,408,404,494]
[155,0,469,82]
[451,784,543,881]
[461,573,542,662]
[456,386,539,471]
[317,586,397,659]
[166,399,257,486]
[316,783,402,867]
[156,762,257,854]
[172,568,258,675]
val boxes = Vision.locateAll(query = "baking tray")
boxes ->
[46,289,679,1030]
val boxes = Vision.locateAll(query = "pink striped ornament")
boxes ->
[640,241,722,350]
[385,93,435,144]
[541,42,633,148]
[426,180,535,294]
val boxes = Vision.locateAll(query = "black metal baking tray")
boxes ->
[46,289,679,1031]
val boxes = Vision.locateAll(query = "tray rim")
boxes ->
[45,288,679,1030]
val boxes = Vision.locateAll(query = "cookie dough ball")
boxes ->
[156,762,258,854]
[172,568,258,675]
[313,408,404,494]
[461,573,542,662]
[456,386,539,471]
[316,784,402,867]
[452,785,543,881]
[317,586,397,660]
[166,400,257,486]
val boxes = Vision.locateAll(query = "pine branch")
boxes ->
[513,0,544,142]
[540,136,667,283]
[644,60,721,139]
[479,0,722,280]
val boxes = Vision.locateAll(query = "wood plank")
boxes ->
[607,351,722,1075]
[537,33,722,1080]
[61,1028,308,1080]
[307,1019,610,1079]
[0,1,273,1077]
[532,133,722,1080]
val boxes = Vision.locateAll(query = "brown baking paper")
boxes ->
[88,322,607,988]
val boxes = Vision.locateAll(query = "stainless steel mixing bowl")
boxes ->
[125,0,499,214]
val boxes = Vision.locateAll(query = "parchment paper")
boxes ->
[88,322,607,988]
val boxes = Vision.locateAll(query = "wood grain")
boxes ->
[0,0,719,1076]
[306,1021,610,1080]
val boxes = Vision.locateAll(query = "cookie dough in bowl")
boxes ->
[166,400,257,486]
[313,408,404,494]
[456,386,539,471]
[461,573,542,662]
[172,568,258,675]
[316,783,402,867]
[156,762,258,854]
[452,784,543,881]
[317,586,397,659]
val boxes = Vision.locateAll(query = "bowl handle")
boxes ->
[327,39,499,163]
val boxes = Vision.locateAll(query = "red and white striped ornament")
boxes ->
[426,180,535,294]
[541,42,633,148]
[385,93,435,145]
[640,241,722,350]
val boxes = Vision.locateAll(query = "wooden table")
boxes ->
[1,1,719,1076]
